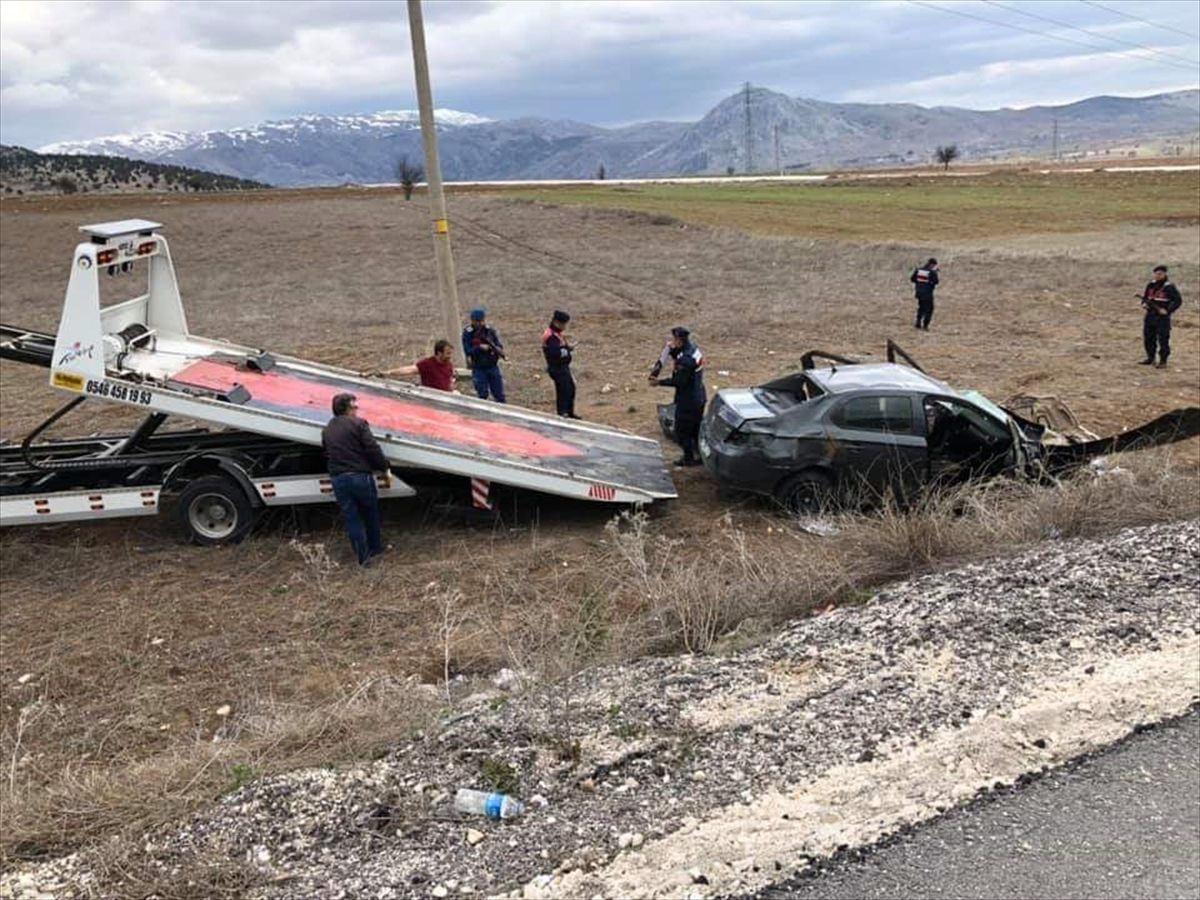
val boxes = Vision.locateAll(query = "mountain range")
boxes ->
[39,87,1200,187]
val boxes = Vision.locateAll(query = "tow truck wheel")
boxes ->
[178,475,255,545]
[774,470,834,517]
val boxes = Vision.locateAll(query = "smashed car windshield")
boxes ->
[962,390,1014,428]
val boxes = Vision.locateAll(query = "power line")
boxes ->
[906,0,1199,73]
[982,0,1199,67]
[1078,0,1199,41]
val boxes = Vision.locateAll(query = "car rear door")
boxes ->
[827,393,926,503]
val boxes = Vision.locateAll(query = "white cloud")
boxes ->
[848,45,1199,109]
[0,0,1195,147]
[0,80,72,109]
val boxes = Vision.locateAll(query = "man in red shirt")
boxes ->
[374,340,457,391]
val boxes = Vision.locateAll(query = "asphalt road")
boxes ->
[749,711,1200,900]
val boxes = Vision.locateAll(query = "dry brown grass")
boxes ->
[1,179,1198,888]
[1,448,1196,886]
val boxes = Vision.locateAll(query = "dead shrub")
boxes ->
[0,672,442,868]
[82,840,265,900]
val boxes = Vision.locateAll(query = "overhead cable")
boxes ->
[983,0,1198,67]
[906,0,1199,73]
[1078,0,1199,41]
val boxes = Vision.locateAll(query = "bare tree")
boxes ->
[935,144,959,171]
[395,156,424,200]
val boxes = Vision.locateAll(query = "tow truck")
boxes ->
[0,220,676,544]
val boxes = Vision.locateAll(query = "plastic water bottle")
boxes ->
[454,788,525,820]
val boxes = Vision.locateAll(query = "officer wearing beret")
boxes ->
[542,310,579,418]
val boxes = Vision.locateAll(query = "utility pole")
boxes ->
[1052,118,1058,162]
[743,82,754,174]
[774,124,782,176]
[407,0,463,364]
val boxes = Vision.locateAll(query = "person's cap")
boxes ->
[926,257,938,267]
[1153,265,1168,273]
[552,309,570,323]
[671,326,690,339]
[469,307,486,320]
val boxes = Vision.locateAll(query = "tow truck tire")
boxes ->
[774,470,834,517]
[178,475,255,545]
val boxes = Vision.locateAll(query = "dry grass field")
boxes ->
[1,170,1198,884]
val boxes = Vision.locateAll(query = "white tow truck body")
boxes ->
[1,220,675,543]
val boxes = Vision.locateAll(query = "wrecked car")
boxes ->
[696,342,1200,513]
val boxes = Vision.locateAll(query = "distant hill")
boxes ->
[0,145,270,196]
[36,88,1200,187]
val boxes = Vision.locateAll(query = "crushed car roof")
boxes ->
[805,363,956,395]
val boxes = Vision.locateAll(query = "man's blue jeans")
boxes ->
[471,366,506,402]
[331,472,383,565]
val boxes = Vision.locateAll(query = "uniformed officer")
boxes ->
[910,258,939,330]
[542,309,579,418]
[1139,265,1183,369]
[653,326,706,466]
[461,308,506,402]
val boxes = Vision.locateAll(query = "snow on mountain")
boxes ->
[39,109,491,159]
[31,90,1198,186]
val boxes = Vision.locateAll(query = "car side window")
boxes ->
[834,395,914,433]
[923,397,1009,442]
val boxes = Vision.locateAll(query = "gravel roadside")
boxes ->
[4,519,1198,900]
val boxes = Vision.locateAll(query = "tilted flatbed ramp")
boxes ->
[157,349,676,502]
[29,220,676,505]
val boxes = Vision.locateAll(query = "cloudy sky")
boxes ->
[1,0,1197,149]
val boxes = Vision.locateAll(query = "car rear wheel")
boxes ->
[774,471,834,516]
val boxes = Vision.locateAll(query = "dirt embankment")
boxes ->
[4,520,1196,900]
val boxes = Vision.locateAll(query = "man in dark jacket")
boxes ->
[322,392,390,565]
[654,326,706,466]
[461,308,506,402]
[542,309,579,418]
[1140,265,1184,368]
[910,258,939,330]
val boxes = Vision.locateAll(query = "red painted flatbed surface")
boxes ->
[167,358,677,497]
[172,358,582,458]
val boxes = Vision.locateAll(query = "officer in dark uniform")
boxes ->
[910,258,939,330]
[654,326,706,466]
[1139,265,1183,368]
[542,309,579,418]
[461,308,506,402]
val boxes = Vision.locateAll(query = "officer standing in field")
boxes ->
[542,309,579,418]
[321,393,390,566]
[652,326,706,467]
[461,308,507,402]
[1139,265,1183,369]
[910,258,939,330]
